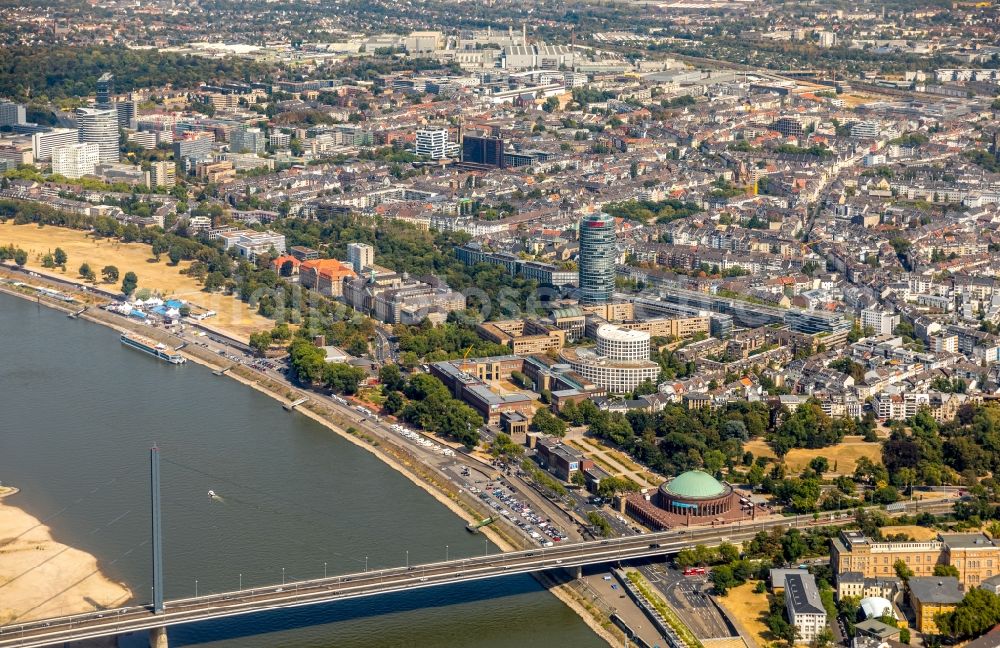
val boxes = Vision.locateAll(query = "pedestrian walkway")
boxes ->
[703,637,749,648]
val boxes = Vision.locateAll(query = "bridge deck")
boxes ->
[0,500,954,648]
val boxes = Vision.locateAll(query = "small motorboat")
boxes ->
[208,490,217,498]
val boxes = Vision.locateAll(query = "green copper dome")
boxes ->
[664,471,726,498]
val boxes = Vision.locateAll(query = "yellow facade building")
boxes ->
[832,531,1000,589]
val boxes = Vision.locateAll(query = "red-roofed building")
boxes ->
[270,255,301,276]
[300,259,357,297]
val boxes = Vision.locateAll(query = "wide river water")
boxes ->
[0,292,604,648]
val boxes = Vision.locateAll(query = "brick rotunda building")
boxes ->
[624,470,747,530]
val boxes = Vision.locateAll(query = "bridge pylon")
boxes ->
[149,626,169,648]
[151,445,164,613]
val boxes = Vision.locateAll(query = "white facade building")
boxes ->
[860,309,900,337]
[415,128,449,159]
[76,108,119,163]
[51,142,100,179]
[212,229,287,263]
[347,242,374,273]
[561,323,659,393]
[596,324,651,361]
[269,132,291,149]
[32,128,80,162]
[785,573,827,643]
[851,121,880,139]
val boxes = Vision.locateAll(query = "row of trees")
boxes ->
[390,372,482,449]
[394,319,510,363]
[935,588,1000,639]
[882,404,1000,494]
[555,397,770,478]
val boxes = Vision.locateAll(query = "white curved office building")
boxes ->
[596,324,650,361]
[560,323,658,393]
[76,107,119,163]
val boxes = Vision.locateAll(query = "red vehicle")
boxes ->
[683,567,707,576]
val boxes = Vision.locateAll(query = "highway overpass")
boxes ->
[0,499,956,648]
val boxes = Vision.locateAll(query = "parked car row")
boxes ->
[390,423,456,457]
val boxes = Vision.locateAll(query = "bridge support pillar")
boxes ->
[574,565,583,579]
[149,626,169,648]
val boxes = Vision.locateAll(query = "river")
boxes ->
[0,292,605,648]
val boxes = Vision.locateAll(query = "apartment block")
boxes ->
[51,142,100,179]
[149,161,175,188]
[32,128,79,162]
[785,572,827,643]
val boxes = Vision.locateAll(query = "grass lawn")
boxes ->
[718,581,773,648]
[882,525,939,541]
[358,386,385,407]
[0,222,271,340]
[744,436,882,475]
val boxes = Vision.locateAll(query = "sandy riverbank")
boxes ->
[0,283,622,645]
[0,487,132,625]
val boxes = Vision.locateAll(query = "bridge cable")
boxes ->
[1,464,144,545]
[160,457,372,569]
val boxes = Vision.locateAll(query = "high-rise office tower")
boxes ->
[461,135,505,168]
[76,107,119,163]
[150,161,176,188]
[115,101,136,128]
[578,213,616,305]
[96,73,115,107]
[231,127,265,154]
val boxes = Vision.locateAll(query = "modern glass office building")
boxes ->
[578,213,616,304]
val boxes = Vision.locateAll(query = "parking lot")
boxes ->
[472,479,569,546]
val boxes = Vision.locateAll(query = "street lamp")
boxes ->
[282,567,285,586]
[324,562,328,579]
[195,579,198,597]
[365,555,368,572]
[406,550,409,569]
[239,573,242,592]
[446,545,449,562]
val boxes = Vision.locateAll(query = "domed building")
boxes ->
[624,470,748,530]
[659,471,735,517]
